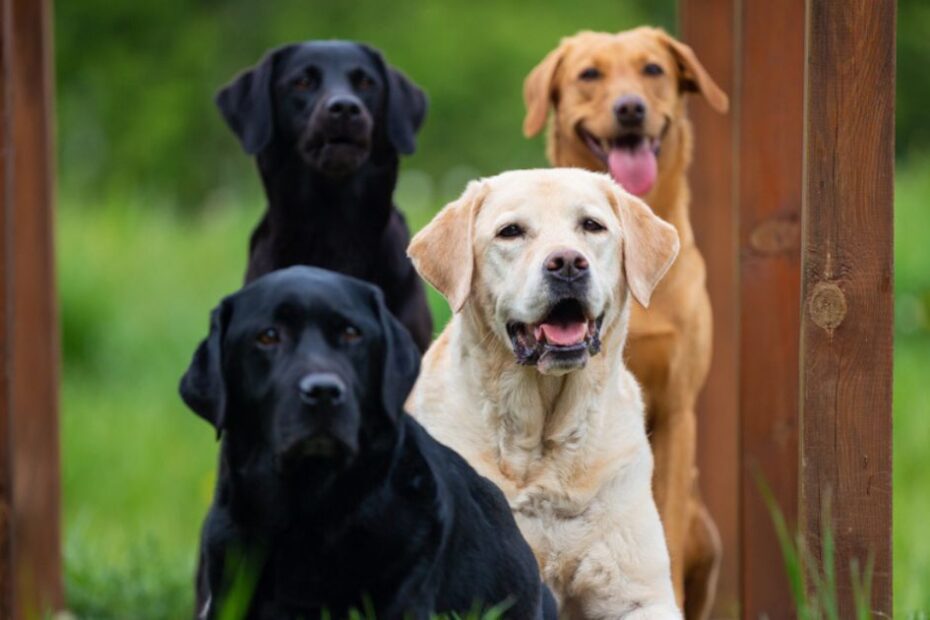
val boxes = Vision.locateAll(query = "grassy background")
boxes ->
[54,1,930,618]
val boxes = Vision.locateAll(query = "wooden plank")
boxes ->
[800,1,894,616]
[1,0,63,615]
[737,0,804,616]
[678,1,740,617]
[0,0,15,615]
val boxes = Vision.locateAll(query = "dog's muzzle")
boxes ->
[506,298,604,372]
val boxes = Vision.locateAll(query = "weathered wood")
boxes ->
[679,2,740,616]
[0,0,63,615]
[800,1,895,616]
[737,0,805,616]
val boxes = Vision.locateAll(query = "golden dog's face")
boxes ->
[523,28,728,197]
[409,169,680,375]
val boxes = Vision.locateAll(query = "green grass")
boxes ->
[59,158,930,617]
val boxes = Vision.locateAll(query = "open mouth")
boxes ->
[506,298,603,371]
[576,124,662,197]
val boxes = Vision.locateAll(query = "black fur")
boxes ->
[180,267,555,619]
[216,41,432,351]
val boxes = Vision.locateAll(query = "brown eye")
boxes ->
[582,218,606,232]
[340,324,362,344]
[579,67,602,81]
[256,327,281,347]
[643,63,664,77]
[293,76,315,91]
[355,74,374,91]
[497,224,525,239]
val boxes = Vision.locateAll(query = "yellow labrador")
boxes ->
[407,169,681,618]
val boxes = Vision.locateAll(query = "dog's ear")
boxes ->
[360,44,428,155]
[408,180,488,313]
[523,40,571,137]
[180,299,233,436]
[603,178,680,307]
[655,29,729,114]
[215,45,295,155]
[371,287,421,420]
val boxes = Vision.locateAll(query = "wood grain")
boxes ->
[679,1,740,617]
[737,0,805,616]
[801,1,895,615]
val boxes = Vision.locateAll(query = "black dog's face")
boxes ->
[216,41,427,178]
[180,267,420,476]
[273,43,382,175]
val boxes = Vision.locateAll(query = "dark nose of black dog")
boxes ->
[544,249,589,283]
[299,373,346,407]
[614,95,646,128]
[326,95,363,120]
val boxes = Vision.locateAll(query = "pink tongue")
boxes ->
[608,143,657,197]
[538,322,587,346]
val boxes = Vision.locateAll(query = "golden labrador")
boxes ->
[522,28,728,619]
[408,169,682,618]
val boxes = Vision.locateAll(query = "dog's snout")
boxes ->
[326,95,362,119]
[614,95,646,128]
[544,249,589,282]
[299,373,346,407]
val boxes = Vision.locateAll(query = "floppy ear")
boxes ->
[360,44,428,155]
[215,45,295,154]
[179,299,233,436]
[656,30,729,114]
[523,40,570,137]
[603,178,680,307]
[371,288,421,419]
[407,180,488,313]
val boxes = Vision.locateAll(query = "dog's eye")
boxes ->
[256,327,281,347]
[643,63,664,77]
[579,67,602,81]
[497,224,525,239]
[292,75,316,92]
[340,324,363,344]
[582,218,606,232]
[354,73,375,91]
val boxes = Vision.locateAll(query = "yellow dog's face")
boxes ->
[409,169,679,375]
[523,28,728,197]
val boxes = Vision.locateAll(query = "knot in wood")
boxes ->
[749,218,800,255]
[809,282,847,334]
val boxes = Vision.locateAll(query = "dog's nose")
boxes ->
[614,95,646,128]
[544,249,589,282]
[326,95,362,119]
[299,373,346,407]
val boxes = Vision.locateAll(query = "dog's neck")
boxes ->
[548,111,696,250]
[452,302,631,485]
[256,143,399,242]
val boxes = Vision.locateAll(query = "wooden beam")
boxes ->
[0,0,63,615]
[737,0,805,616]
[678,1,740,616]
[800,1,894,615]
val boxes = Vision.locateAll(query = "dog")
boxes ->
[522,28,729,618]
[216,41,432,351]
[180,266,557,619]
[407,169,682,619]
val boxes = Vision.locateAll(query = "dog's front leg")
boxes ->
[649,405,697,606]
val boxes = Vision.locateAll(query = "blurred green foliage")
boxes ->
[56,0,673,207]
[53,0,930,617]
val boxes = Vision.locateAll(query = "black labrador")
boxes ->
[180,267,556,619]
[216,41,432,351]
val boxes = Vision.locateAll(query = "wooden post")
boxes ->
[0,0,63,616]
[736,1,806,617]
[679,3,740,617]
[800,1,894,616]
